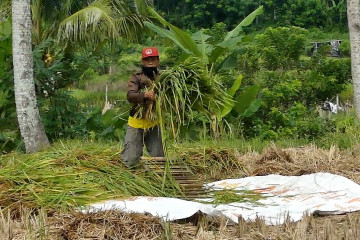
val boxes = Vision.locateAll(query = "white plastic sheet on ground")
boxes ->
[84,173,360,225]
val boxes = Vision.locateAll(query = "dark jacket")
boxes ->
[127,71,156,118]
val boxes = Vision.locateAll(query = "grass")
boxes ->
[315,113,360,149]
[70,88,128,108]
[70,88,126,101]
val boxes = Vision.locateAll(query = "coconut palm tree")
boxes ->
[30,0,151,45]
[347,0,360,118]
[12,0,50,153]
[3,0,151,44]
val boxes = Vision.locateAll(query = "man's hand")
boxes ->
[144,91,156,101]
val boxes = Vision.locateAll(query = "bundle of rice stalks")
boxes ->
[0,141,181,210]
[238,144,360,184]
[152,57,230,138]
[173,146,247,181]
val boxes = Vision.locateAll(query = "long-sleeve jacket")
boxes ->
[127,71,156,118]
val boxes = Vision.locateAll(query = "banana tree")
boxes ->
[145,6,263,67]
[144,6,264,137]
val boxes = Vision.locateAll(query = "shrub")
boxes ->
[339,40,350,57]
[40,90,87,140]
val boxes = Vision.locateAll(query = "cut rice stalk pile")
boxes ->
[154,57,230,138]
[210,189,266,206]
[173,146,247,181]
[0,142,180,210]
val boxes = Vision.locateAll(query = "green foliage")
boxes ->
[155,0,347,30]
[316,58,351,85]
[234,25,351,141]
[0,19,22,153]
[33,39,69,96]
[0,131,20,154]
[203,22,228,45]
[233,85,260,116]
[316,113,360,149]
[339,84,353,103]
[221,74,243,118]
[339,40,350,57]
[145,7,203,57]
[29,0,150,45]
[276,0,347,28]
[254,27,307,70]
[0,19,14,120]
[145,7,263,138]
[240,67,347,140]
[249,102,333,140]
[40,91,87,140]
[86,108,128,141]
[161,46,183,66]
[145,6,263,65]
[0,19,19,152]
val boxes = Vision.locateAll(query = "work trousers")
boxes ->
[121,125,164,167]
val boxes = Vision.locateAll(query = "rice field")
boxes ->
[1,140,360,239]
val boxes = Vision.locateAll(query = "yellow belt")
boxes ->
[128,116,158,129]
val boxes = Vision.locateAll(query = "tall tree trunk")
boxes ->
[12,0,50,152]
[348,0,360,118]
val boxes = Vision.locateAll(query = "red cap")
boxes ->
[142,47,159,59]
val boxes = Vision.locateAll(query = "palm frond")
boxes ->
[58,0,148,43]
[58,0,118,43]
[0,0,11,20]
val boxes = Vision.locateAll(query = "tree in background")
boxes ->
[154,0,347,30]
[347,0,360,118]
[12,0,50,152]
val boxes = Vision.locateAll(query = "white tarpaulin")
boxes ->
[84,173,360,225]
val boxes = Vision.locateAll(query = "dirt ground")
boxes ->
[2,145,360,239]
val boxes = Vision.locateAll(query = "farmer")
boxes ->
[121,47,164,167]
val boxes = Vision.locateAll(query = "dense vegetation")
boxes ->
[0,1,354,152]
[154,0,347,29]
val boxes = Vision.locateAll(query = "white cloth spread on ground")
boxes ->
[84,173,360,225]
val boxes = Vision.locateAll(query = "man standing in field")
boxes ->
[121,47,164,167]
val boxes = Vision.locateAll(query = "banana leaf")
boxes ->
[233,85,260,116]
[220,75,243,118]
[209,6,264,64]
[147,7,202,58]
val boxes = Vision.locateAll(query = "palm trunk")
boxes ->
[348,0,360,118]
[12,0,50,152]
